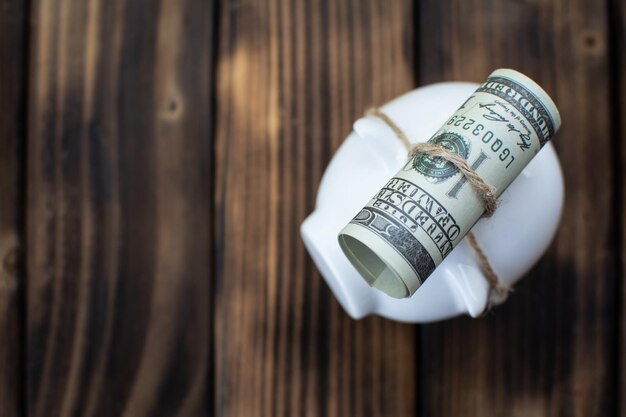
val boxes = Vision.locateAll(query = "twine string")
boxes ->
[365,108,511,306]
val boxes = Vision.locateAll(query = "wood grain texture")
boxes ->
[26,0,215,415]
[213,1,417,416]
[616,0,626,414]
[0,1,27,416]
[0,1,619,415]
[418,1,616,416]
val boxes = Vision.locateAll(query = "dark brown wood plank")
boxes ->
[0,1,27,416]
[213,1,417,416]
[418,1,615,416]
[26,0,215,415]
[616,0,626,414]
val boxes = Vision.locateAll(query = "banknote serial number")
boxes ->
[446,115,515,168]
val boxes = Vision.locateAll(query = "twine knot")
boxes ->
[409,143,498,217]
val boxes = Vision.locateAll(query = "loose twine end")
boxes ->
[366,108,512,309]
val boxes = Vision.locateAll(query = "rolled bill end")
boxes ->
[491,68,562,134]
[339,220,423,298]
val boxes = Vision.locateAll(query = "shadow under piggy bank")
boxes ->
[300,82,564,323]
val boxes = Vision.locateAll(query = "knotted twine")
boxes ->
[366,108,512,307]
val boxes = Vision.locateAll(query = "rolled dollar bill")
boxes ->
[338,69,561,298]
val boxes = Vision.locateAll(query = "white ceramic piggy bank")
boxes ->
[300,82,564,323]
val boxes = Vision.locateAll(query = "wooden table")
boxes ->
[1,0,624,416]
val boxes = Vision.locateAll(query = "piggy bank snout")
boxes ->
[300,213,374,319]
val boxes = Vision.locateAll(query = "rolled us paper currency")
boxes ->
[338,68,561,299]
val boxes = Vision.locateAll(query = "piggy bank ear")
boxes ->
[446,261,490,318]
[444,232,517,317]
[352,117,408,165]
